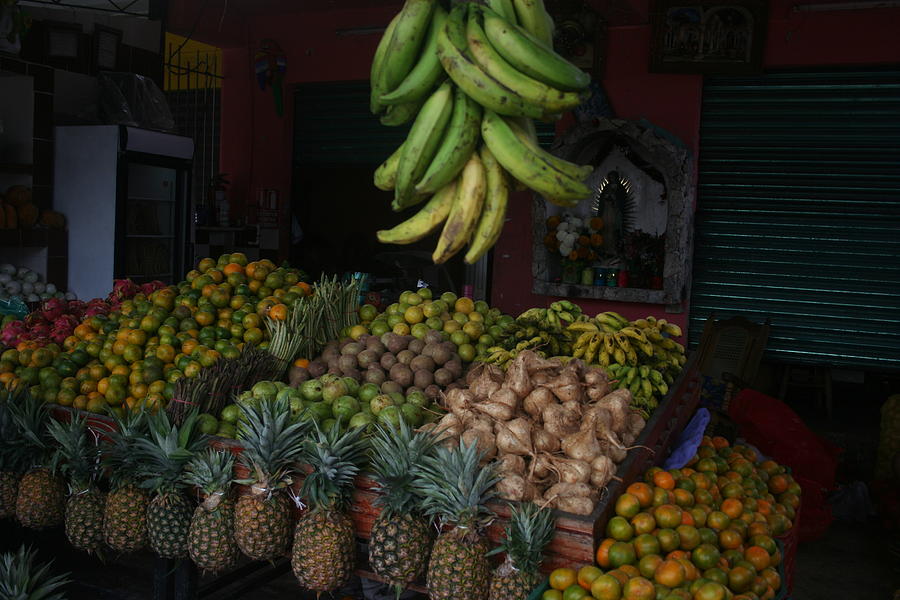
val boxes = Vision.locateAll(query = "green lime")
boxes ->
[197,413,219,434]
[220,404,240,424]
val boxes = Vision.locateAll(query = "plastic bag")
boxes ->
[98,72,175,132]
[663,408,710,470]
[0,297,29,320]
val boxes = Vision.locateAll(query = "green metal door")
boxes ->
[689,70,900,371]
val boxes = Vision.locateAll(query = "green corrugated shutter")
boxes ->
[689,70,900,371]
[293,81,554,167]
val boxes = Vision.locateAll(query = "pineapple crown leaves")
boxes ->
[183,448,235,498]
[368,419,440,517]
[300,422,369,512]
[0,386,30,472]
[7,390,56,469]
[414,438,499,531]
[234,397,310,493]
[0,545,71,600]
[490,501,556,574]
[101,408,149,488]
[134,408,209,495]
[47,413,101,494]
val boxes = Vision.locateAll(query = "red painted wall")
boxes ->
[216,0,900,326]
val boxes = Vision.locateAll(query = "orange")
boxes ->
[608,541,637,568]
[654,559,686,588]
[638,554,662,579]
[673,488,695,508]
[621,576,654,600]
[707,511,731,531]
[223,263,243,275]
[596,538,616,568]
[607,516,635,541]
[605,570,629,588]
[549,568,577,591]
[293,358,310,368]
[577,565,603,590]
[711,436,730,449]
[728,566,754,593]
[626,482,654,507]
[653,471,676,490]
[653,505,683,529]
[721,498,743,519]
[691,543,721,570]
[718,529,743,550]
[562,584,588,600]
[631,512,656,536]
[617,565,640,579]
[767,474,789,495]
[616,493,642,519]
[632,533,661,558]
[760,567,780,591]
[676,525,700,550]
[542,592,563,600]
[269,303,289,321]
[590,574,622,600]
[693,581,726,600]
[657,528,680,553]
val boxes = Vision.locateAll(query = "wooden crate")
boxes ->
[51,353,701,577]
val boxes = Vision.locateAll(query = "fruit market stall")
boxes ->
[0,0,806,598]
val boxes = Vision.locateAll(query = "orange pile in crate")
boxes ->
[543,436,801,600]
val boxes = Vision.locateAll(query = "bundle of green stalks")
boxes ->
[265,275,361,376]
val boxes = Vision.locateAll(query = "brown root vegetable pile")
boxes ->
[428,351,647,516]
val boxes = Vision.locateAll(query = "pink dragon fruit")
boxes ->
[1,321,25,346]
[41,298,68,322]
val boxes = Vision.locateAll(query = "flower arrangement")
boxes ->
[543,214,605,261]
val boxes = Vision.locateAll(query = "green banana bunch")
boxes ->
[373,0,597,265]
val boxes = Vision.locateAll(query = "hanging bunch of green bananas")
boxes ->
[568,312,687,412]
[476,301,582,367]
[371,0,594,265]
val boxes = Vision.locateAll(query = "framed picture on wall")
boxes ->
[649,0,767,74]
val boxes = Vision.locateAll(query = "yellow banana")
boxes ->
[481,110,592,202]
[394,81,455,209]
[512,0,555,47]
[568,322,599,333]
[613,348,626,365]
[433,153,486,263]
[633,318,651,329]
[595,313,624,331]
[465,145,508,264]
[370,13,402,114]
[645,327,664,342]
[376,180,457,245]
[598,350,610,367]
[619,326,648,343]
[373,143,404,191]
[614,333,633,354]
[662,322,683,337]
[602,333,615,355]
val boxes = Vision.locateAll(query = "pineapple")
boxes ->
[10,393,65,529]
[134,409,208,559]
[417,439,500,600]
[0,387,28,519]
[102,409,150,553]
[47,412,105,554]
[488,502,555,600]
[0,545,70,600]
[182,448,240,574]
[367,420,439,596]
[291,424,369,593]
[234,397,308,561]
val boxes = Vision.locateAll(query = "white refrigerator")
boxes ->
[54,125,193,300]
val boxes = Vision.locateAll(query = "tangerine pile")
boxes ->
[544,436,801,600]
[0,254,308,416]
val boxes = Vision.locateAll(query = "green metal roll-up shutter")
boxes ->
[293,81,555,167]
[689,70,900,371]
